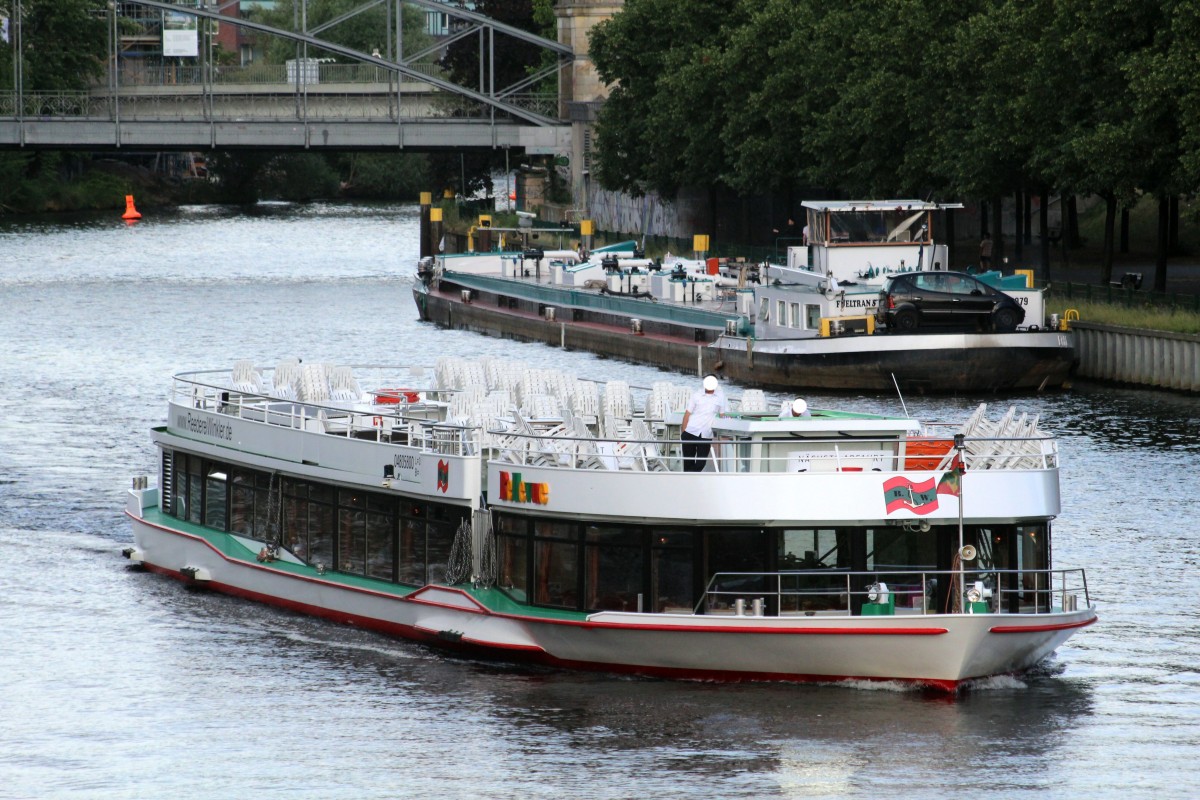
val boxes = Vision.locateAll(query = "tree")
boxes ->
[3,0,107,92]
[441,0,545,95]
[589,0,744,197]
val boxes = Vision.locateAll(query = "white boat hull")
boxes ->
[127,503,1096,691]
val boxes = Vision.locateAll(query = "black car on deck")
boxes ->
[875,271,1025,333]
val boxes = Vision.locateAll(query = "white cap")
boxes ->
[791,398,808,416]
[703,375,718,392]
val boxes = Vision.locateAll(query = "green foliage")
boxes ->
[337,153,430,200]
[259,154,341,202]
[1045,299,1200,335]
[206,151,273,204]
[441,0,545,93]
[9,0,107,91]
[590,0,746,197]
[590,0,1200,209]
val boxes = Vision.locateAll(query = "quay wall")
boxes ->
[1071,322,1200,392]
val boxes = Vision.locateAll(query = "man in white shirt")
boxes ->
[680,374,729,472]
[778,398,811,418]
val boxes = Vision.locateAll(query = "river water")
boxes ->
[1,202,1198,799]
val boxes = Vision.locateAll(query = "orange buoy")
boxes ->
[122,194,142,220]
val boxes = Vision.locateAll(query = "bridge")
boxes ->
[0,0,574,154]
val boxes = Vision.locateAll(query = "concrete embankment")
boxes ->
[1071,322,1200,392]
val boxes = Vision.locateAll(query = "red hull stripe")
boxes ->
[129,512,946,639]
[989,616,1098,634]
[136,560,966,692]
[580,622,948,635]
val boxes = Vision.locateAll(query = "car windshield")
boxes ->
[908,273,982,294]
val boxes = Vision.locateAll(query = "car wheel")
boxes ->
[992,307,1018,332]
[893,309,919,331]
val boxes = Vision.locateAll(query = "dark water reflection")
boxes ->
[0,205,1196,798]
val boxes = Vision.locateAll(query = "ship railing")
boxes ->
[489,428,1058,474]
[698,568,1090,616]
[170,372,482,456]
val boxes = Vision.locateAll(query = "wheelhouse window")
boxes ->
[813,208,933,245]
[805,304,822,330]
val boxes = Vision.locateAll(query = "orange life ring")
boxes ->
[373,388,419,404]
[372,415,383,427]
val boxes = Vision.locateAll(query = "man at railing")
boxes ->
[680,374,729,472]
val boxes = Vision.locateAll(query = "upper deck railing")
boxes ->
[172,368,481,458]
[170,368,1057,474]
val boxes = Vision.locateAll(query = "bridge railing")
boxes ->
[115,61,446,87]
[0,88,556,123]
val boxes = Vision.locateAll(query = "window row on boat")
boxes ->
[163,449,1057,616]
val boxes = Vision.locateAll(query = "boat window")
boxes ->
[790,302,800,328]
[204,466,228,531]
[280,477,335,567]
[398,515,427,585]
[584,525,643,612]
[497,515,530,600]
[168,452,204,526]
[704,529,770,612]
[306,493,334,568]
[366,510,394,581]
[985,524,1049,612]
[338,505,366,574]
[425,504,458,584]
[776,299,786,327]
[805,304,821,329]
[170,451,188,520]
[866,527,937,572]
[651,529,694,613]
[781,528,846,569]
[534,539,579,608]
[824,209,931,245]
[229,469,266,538]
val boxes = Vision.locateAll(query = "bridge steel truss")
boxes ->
[0,0,572,154]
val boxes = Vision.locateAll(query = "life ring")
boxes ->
[373,388,419,404]
[372,415,383,427]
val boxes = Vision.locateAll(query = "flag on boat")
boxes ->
[936,469,961,498]
[883,476,939,515]
[438,235,445,252]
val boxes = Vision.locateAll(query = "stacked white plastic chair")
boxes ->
[435,356,464,391]
[739,389,768,413]
[569,380,600,427]
[232,360,264,394]
[522,392,562,421]
[602,380,632,420]
[271,359,302,401]
[328,365,363,403]
[297,363,331,403]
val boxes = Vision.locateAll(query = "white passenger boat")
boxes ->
[124,358,1096,691]
[414,200,1077,393]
